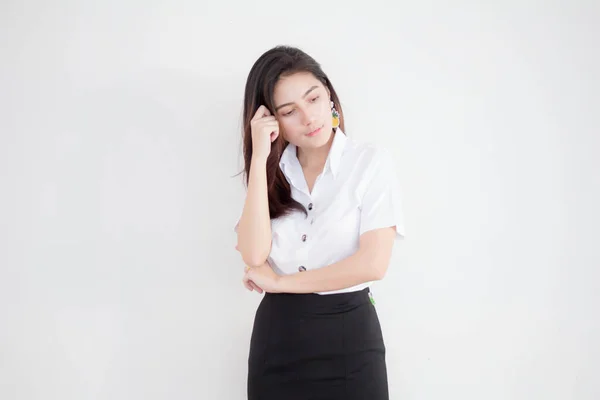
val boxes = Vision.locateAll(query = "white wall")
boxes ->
[1,1,598,399]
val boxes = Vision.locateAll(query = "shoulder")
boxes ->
[342,136,395,171]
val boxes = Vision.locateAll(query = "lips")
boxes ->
[307,125,323,137]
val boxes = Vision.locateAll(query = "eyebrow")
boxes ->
[275,85,319,111]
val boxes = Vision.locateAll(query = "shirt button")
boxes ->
[308,203,313,210]
[299,266,306,272]
[301,234,307,242]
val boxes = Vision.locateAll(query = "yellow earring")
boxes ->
[331,101,340,128]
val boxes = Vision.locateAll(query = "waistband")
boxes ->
[263,287,372,313]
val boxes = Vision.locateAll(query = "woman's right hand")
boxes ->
[250,105,280,161]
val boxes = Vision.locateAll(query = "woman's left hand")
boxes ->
[244,261,282,293]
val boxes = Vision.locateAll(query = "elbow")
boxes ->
[238,243,270,268]
[243,254,268,268]
[371,268,386,281]
[369,261,389,281]
[356,250,389,282]
[357,248,388,281]
[236,236,271,267]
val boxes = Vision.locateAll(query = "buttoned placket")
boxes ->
[274,131,349,277]
[298,197,315,272]
[289,159,330,273]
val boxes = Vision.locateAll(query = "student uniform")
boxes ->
[235,129,405,400]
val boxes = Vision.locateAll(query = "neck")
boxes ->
[297,130,335,170]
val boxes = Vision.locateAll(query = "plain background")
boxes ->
[1,1,599,399]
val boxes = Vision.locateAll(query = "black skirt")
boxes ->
[247,287,389,400]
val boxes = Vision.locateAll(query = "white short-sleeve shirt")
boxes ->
[237,129,405,295]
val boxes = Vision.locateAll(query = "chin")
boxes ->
[308,127,333,146]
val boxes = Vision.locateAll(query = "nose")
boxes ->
[300,109,315,126]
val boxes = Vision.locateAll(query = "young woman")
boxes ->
[235,45,405,400]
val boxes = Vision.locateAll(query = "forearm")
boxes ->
[277,248,382,294]
[237,156,272,267]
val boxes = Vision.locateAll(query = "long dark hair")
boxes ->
[241,45,345,220]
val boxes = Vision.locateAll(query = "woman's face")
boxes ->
[272,72,333,150]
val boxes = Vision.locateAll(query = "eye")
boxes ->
[283,109,295,116]
[310,96,319,103]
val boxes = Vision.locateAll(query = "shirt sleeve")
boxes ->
[359,147,406,239]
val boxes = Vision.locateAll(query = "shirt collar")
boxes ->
[280,128,347,181]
